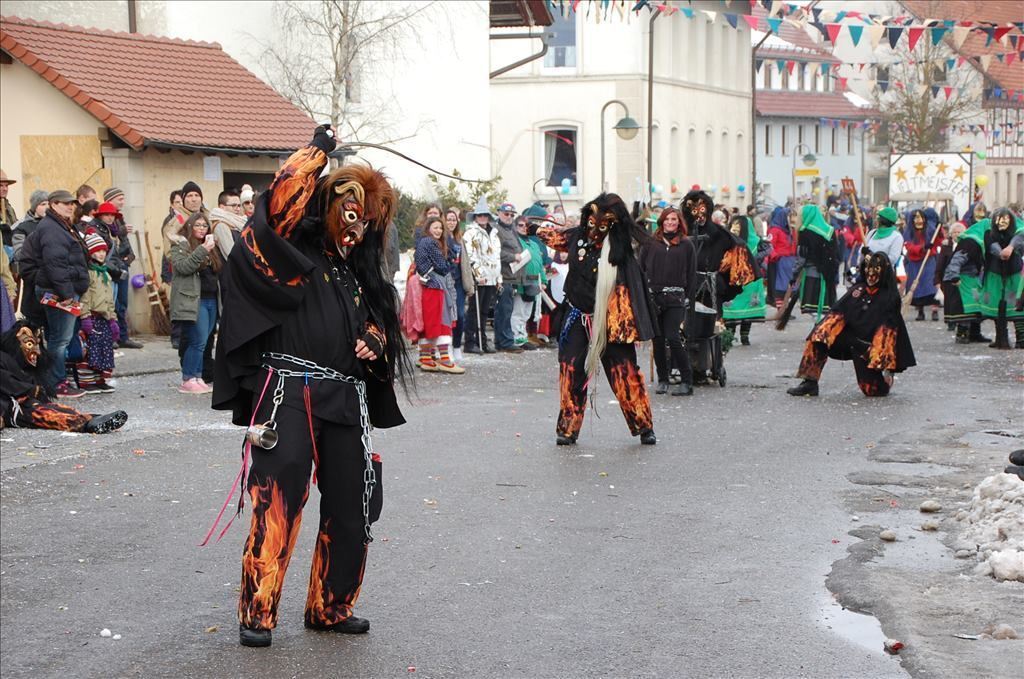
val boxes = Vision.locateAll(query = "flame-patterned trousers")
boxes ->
[2,397,90,431]
[557,316,653,439]
[796,339,891,397]
[238,396,380,630]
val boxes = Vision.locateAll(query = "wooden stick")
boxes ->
[902,227,944,307]
[15,278,25,320]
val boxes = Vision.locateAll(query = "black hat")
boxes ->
[181,181,203,200]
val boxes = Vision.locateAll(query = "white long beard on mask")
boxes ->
[585,241,618,380]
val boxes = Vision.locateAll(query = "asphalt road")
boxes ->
[1,315,1020,678]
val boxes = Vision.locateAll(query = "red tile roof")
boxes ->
[0,16,316,153]
[755,90,876,119]
[751,4,833,56]
[900,1,1023,95]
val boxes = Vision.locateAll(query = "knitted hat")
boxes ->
[877,206,899,225]
[28,190,48,213]
[181,181,203,200]
[84,230,108,256]
[240,188,255,203]
[103,186,125,202]
[48,189,75,204]
[95,201,121,218]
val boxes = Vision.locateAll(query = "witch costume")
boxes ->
[978,208,1024,349]
[902,208,941,320]
[793,205,840,320]
[0,320,126,433]
[536,193,657,446]
[210,126,407,648]
[723,215,769,344]
[788,252,916,397]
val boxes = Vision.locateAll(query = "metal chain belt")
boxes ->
[261,352,377,544]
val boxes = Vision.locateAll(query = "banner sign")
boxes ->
[888,152,973,216]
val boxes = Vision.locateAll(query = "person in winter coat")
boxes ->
[33,190,91,395]
[863,207,904,271]
[414,218,464,373]
[493,202,525,352]
[169,212,221,394]
[0,247,14,334]
[99,187,140,348]
[765,206,796,310]
[444,208,466,359]
[75,231,119,393]
[11,190,48,267]
[902,208,942,321]
[723,214,770,345]
[0,169,17,251]
[462,197,502,354]
[210,189,247,259]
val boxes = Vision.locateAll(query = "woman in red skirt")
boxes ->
[414,218,465,373]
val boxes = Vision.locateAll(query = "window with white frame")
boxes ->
[764,124,772,156]
[542,126,578,187]
[543,12,577,69]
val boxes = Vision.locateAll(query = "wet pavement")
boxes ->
[0,316,1020,678]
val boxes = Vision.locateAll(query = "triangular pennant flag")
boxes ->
[867,24,886,49]
[943,19,955,28]
[767,17,782,33]
[703,10,716,22]
[931,85,940,98]
[946,57,956,69]
[930,27,948,45]
[820,62,830,75]
[984,27,996,47]
[1007,52,1017,66]
[858,63,866,72]
[826,23,841,43]
[993,26,1011,46]
[682,8,694,18]
[980,54,993,71]
[743,14,760,30]
[811,7,822,21]
[755,58,764,73]
[916,83,928,96]
[997,53,1006,63]
[952,26,969,49]
[994,86,1003,98]
[879,80,890,93]
[811,22,829,41]
[887,26,904,49]
[777,60,787,72]
[848,25,863,46]
[907,26,924,51]
[944,86,953,99]
[834,11,847,22]
[725,13,739,29]
[838,77,848,90]
[979,124,986,133]
[786,60,797,75]
[957,56,966,67]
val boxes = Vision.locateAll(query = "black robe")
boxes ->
[818,282,916,372]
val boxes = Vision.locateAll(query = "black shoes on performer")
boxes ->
[239,625,272,647]
[655,381,669,394]
[83,410,128,434]
[671,383,693,396]
[556,434,577,446]
[639,429,657,445]
[1006,450,1024,481]
[240,617,371,647]
[305,616,370,634]
[787,379,819,397]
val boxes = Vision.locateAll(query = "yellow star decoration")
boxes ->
[953,166,966,181]
[913,161,927,176]
[895,167,908,182]
[935,160,949,175]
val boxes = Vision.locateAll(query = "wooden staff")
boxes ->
[902,225,944,307]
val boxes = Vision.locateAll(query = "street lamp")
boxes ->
[790,143,816,201]
[601,99,641,192]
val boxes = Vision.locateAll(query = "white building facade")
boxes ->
[490,2,754,213]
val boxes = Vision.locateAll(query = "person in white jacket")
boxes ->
[462,197,502,353]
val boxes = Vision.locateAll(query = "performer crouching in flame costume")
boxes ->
[535,193,657,446]
[210,126,409,648]
[787,252,915,397]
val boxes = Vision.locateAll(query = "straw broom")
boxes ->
[134,231,172,335]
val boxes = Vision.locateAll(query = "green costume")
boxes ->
[946,221,986,321]
[796,205,838,321]
[723,217,766,322]
[979,215,1024,321]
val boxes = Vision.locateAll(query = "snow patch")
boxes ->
[955,474,1024,582]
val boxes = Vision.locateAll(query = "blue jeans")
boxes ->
[42,295,78,388]
[494,284,516,349]
[114,278,130,341]
[452,282,466,348]
[181,298,218,380]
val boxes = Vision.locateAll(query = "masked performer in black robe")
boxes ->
[0,320,126,433]
[535,193,657,446]
[679,190,756,382]
[211,126,408,648]
[787,252,915,397]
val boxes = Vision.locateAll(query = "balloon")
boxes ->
[654,184,663,194]
[691,184,701,191]
[131,274,146,289]
[975,151,987,160]
[737,184,746,193]
[709,185,717,193]
[813,187,821,195]
[976,174,989,187]
[560,177,572,194]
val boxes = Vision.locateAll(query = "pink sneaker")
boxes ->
[197,379,214,394]
[178,379,207,394]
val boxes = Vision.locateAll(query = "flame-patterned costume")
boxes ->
[536,193,656,443]
[212,128,405,643]
[791,252,915,397]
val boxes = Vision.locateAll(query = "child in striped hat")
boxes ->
[74,230,119,393]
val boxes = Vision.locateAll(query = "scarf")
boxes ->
[799,205,834,241]
[209,207,247,232]
[89,262,110,284]
[873,225,897,239]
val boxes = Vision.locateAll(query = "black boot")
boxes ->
[969,322,991,343]
[639,429,657,445]
[83,410,128,434]
[239,624,272,647]
[464,343,483,355]
[915,307,925,321]
[1014,321,1024,349]
[787,379,819,396]
[305,616,370,634]
[989,320,1011,349]
[1009,450,1024,466]
[931,308,940,321]
[740,323,751,346]
[556,434,577,446]
[655,381,669,395]
[671,382,693,396]
[955,324,971,345]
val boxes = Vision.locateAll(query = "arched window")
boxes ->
[540,124,579,189]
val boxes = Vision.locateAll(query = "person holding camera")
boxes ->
[170,212,221,394]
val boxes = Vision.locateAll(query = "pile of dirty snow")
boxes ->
[955,473,1024,582]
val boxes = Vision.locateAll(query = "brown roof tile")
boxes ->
[756,90,876,119]
[0,15,315,152]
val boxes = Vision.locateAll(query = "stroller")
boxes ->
[682,271,727,387]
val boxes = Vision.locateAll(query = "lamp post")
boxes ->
[790,143,816,202]
[601,99,640,192]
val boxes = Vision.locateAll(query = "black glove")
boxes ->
[310,124,336,155]
[359,327,384,360]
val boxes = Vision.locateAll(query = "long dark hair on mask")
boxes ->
[313,172,413,397]
[1,319,51,376]
[586,193,650,267]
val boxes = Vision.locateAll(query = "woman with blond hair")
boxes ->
[414,217,464,373]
